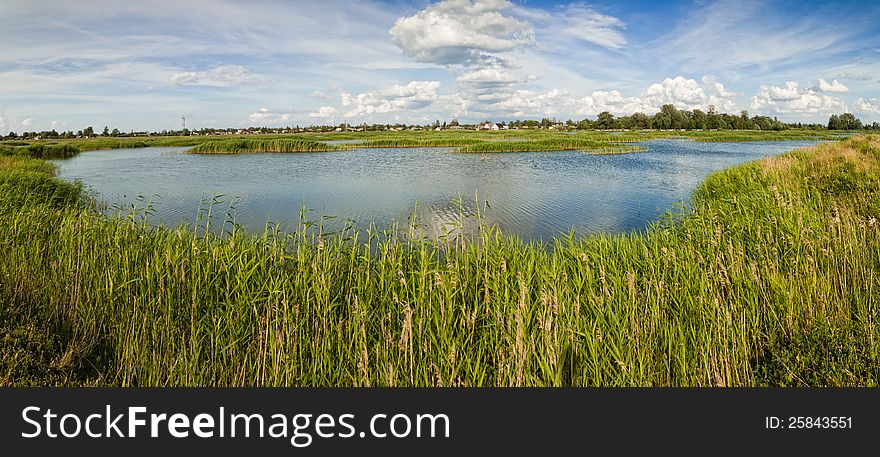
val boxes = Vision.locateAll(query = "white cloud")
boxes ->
[247,107,290,125]
[644,77,708,109]
[763,81,801,101]
[856,98,880,114]
[576,75,736,116]
[169,65,262,86]
[308,106,337,118]
[457,67,517,85]
[577,90,647,116]
[342,81,441,117]
[495,88,571,117]
[388,0,533,66]
[816,78,849,93]
[555,5,627,50]
[21,117,34,127]
[750,81,847,115]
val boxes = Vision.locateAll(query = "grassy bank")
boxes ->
[1,135,878,386]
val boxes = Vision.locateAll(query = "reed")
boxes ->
[678,130,843,142]
[189,138,339,154]
[3,134,878,386]
[457,139,645,154]
[0,143,79,159]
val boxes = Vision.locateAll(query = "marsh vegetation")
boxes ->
[1,134,878,386]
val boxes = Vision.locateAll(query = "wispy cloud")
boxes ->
[1,0,879,130]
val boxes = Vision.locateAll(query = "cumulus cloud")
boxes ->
[856,98,880,114]
[247,107,290,125]
[308,106,337,118]
[576,75,736,116]
[494,88,571,117]
[816,78,849,93]
[457,67,517,86]
[342,81,441,117]
[762,81,801,101]
[750,81,847,115]
[576,90,647,116]
[388,0,533,66]
[169,65,262,86]
[21,117,34,127]
[555,5,627,50]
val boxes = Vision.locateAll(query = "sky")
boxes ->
[0,0,879,133]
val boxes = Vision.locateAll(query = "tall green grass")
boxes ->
[458,139,645,154]
[0,143,79,159]
[1,136,878,386]
[677,130,843,142]
[189,138,339,154]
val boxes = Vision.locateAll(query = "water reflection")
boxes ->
[52,140,819,242]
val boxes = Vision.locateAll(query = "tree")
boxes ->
[691,109,707,130]
[83,126,95,137]
[576,118,595,130]
[706,105,723,130]
[839,113,862,130]
[102,126,110,136]
[597,111,615,129]
[828,113,862,130]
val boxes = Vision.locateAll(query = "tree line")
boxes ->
[2,106,878,140]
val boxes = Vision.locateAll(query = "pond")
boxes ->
[52,140,819,241]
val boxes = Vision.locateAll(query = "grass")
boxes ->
[0,135,878,386]
[189,138,340,154]
[457,139,645,154]
[675,130,845,142]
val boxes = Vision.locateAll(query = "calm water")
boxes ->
[52,140,818,241]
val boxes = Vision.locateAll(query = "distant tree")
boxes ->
[576,118,595,130]
[630,112,651,129]
[839,113,862,130]
[827,114,841,130]
[691,109,707,130]
[111,128,120,136]
[597,111,615,129]
[102,126,109,136]
[828,113,862,130]
[83,126,95,137]
[706,105,723,129]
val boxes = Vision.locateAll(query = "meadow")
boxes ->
[0,133,878,386]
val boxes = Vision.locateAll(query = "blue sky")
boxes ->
[1,0,878,132]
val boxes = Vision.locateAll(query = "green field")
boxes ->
[1,134,878,386]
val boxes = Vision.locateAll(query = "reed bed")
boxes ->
[189,138,339,154]
[458,139,645,154]
[0,143,80,159]
[2,135,878,386]
[678,130,843,142]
